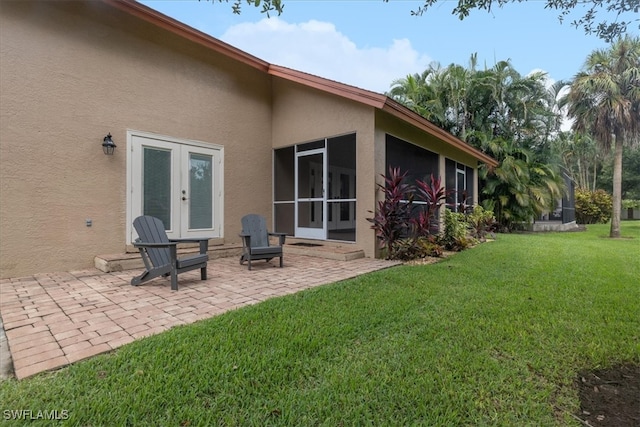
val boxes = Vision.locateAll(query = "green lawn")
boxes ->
[1,223,638,426]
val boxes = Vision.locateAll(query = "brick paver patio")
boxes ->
[0,255,399,380]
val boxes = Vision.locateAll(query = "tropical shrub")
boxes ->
[466,205,496,241]
[392,236,443,260]
[412,174,447,237]
[367,167,414,259]
[368,167,446,260]
[575,189,613,224]
[622,199,640,209]
[440,209,474,251]
[369,167,494,259]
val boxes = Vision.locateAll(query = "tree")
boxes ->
[477,136,564,230]
[563,35,640,238]
[206,0,284,16]
[388,65,446,123]
[210,0,638,42]
[551,131,602,191]
[392,0,639,42]
[388,56,565,230]
[598,146,640,200]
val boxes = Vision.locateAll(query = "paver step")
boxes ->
[95,244,243,273]
[95,241,365,273]
[284,240,365,261]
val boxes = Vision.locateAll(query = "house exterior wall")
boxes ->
[0,1,272,278]
[375,109,480,202]
[373,110,481,252]
[375,110,481,184]
[271,79,378,257]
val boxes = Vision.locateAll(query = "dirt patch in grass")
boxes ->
[575,364,640,426]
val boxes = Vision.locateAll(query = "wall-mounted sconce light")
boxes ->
[102,133,116,155]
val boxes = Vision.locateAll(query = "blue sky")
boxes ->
[140,0,623,93]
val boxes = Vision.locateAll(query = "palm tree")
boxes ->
[388,55,566,230]
[388,63,447,125]
[477,135,564,230]
[552,131,601,191]
[564,35,640,237]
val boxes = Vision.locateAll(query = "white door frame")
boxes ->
[126,130,224,245]
[295,147,327,239]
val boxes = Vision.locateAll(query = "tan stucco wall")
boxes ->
[271,79,378,257]
[0,1,272,278]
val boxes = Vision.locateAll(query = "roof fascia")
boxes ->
[268,65,387,109]
[102,0,270,72]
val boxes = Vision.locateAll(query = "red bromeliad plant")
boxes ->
[368,168,447,259]
[367,167,414,259]
[413,174,447,237]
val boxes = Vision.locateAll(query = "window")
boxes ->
[445,159,474,212]
[385,135,439,188]
[385,135,440,223]
[274,146,295,236]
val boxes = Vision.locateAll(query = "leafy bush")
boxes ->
[367,167,414,259]
[622,199,640,209]
[393,236,443,260]
[369,167,491,260]
[575,189,613,224]
[412,175,446,237]
[466,205,496,241]
[368,167,446,260]
[440,209,474,251]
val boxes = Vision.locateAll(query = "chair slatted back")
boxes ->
[133,216,171,268]
[241,214,269,248]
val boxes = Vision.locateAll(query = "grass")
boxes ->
[1,223,639,426]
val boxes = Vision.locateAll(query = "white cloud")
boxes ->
[220,18,431,94]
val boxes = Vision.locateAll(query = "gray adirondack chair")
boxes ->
[131,215,209,291]
[239,214,286,270]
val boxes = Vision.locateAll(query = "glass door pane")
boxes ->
[297,153,323,200]
[297,201,323,228]
[143,147,172,229]
[457,169,466,209]
[296,150,325,239]
[188,153,213,229]
[181,145,219,238]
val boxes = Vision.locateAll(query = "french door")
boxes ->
[295,147,326,239]
[129,132,222,243]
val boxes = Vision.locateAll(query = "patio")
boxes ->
[0,254,400,380]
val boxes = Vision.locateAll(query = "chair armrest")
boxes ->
[239,233,251,248]
[269,232,287,245]
[169,238,209,254]
[133,241,178,248]
[169,238,210,243]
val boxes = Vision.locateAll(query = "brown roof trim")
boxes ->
[102,0,270,72]
[105,0,497,167]
[268,65,388,108]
